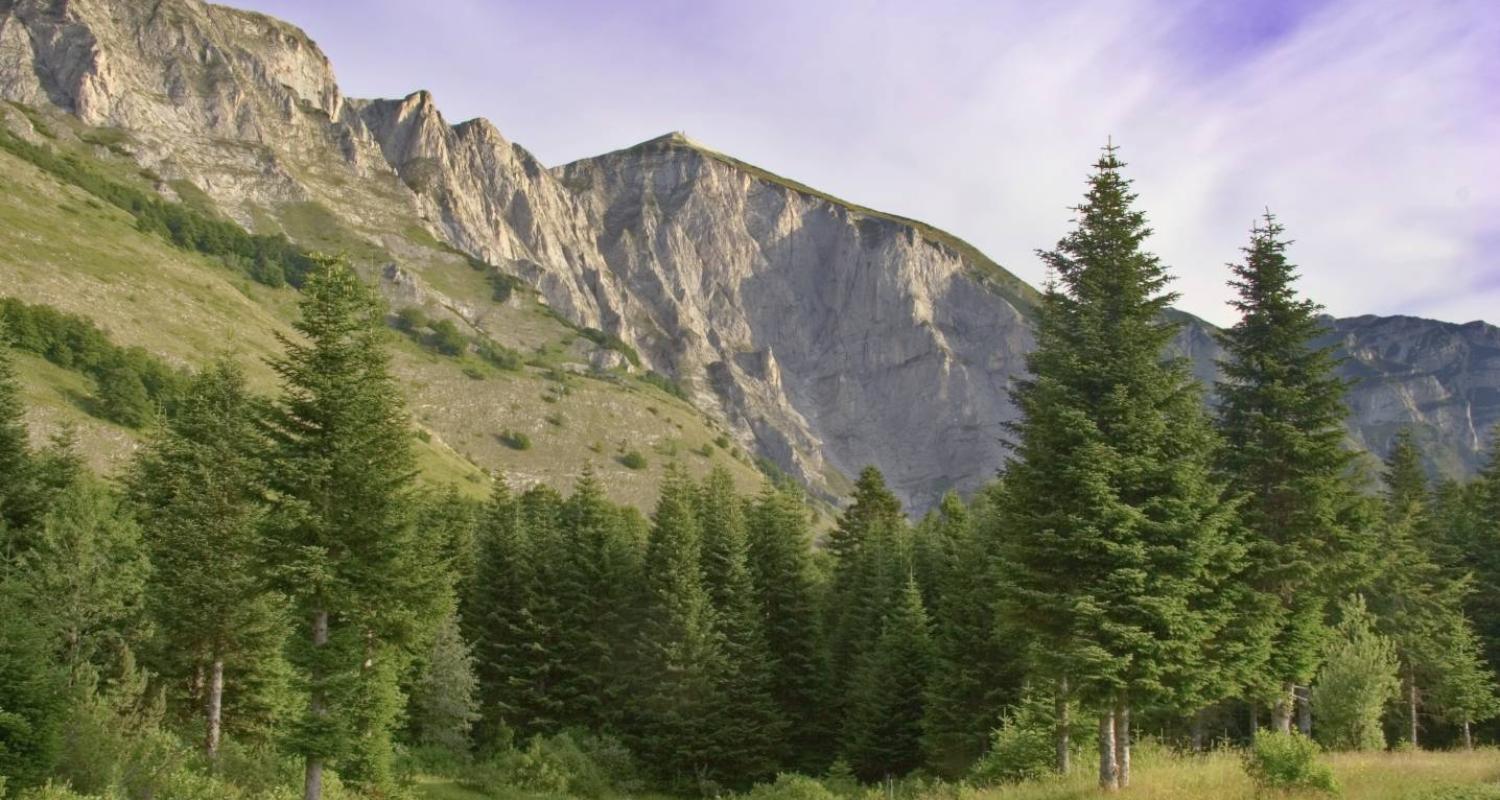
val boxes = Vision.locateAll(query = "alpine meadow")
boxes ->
[2,1,1499,799]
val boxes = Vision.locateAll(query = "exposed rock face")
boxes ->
[1,0,1494,510]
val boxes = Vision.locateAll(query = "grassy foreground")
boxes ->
[414,747,1500,800]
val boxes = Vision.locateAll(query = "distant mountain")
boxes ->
[1,0,1493,511]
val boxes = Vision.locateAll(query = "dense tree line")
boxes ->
[2,148,1500,800]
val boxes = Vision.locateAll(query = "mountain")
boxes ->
[0,0,1495,512]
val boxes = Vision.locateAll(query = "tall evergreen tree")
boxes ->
[126,359,286,759]
[842,576,934,781]
[632,467,724,791]
[1215,212,1358,732]
[746,482,832,773]
[262,258,446,799]
[696,466,783,787]
[922,488,1022,778]
[0,333,36,541]
[999,144,1240,790]
[409,610,480,753]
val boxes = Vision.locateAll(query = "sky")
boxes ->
[231,0,1499,326]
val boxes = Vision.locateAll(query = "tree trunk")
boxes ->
[1114,704,1131,789]
[1296,684,1311,736]
[1249,703,1259,740]
[1407,668,1420,749]
[1098,712,1118,791]
[304,609,329,800]
[1463,719,1473,751]
[1055,677,1070,775]
[206,657,224,761]
[1190,708,1206,752]
[1271,681,1295,734]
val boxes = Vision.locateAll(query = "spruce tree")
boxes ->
[126,359,285,759]
[409,610,480,753]
[746,482,832,773]
[999,144,1240,790]
[632,467,724,791]
[697,466,783,787]
[1215,213,1356,731]
[262,257,445,799]
[841,576,934,781]
[0,333,37,540]
[922,488,1022,777]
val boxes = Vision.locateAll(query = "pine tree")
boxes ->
[697,466,783,787]
[922,487,1023,777]
[1462,437,1500,715]
[1215,213,1357,732]
[262,257,446,799]
[0,333,37,540]
[1430,620,1500,749]
[125,359,285,759]
[746,482,832,774]
[999,144,1240,790]
[841,576,934,781]
[632,467,724,791]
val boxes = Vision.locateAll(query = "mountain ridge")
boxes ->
[1,0,1496,511]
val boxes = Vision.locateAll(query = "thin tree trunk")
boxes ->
[1463,719,1473,751]
[205,657,224,761]
[1055,677,1070,775]
[304,609,329,800]
[1407,668,1420,749]
[1098,712,1118,791]
[1249,703,1259,740]
[1190,708,1206,752]
[1271,681,1294,734]
[1114,704,1131,789]
[1296,684,1311,736]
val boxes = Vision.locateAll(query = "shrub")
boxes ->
[429,319,468,357]
[394,306,427,332]
[740,773,838,800]
[642,370,688,400]
[545,412,565,427]
[459,732,632,799]
[476,340,523,371]
[969,700,1058,785]
[1243,731,1337,794]
[618,451,647,470]
[498,430,531,451]
[1313,596,1400,752]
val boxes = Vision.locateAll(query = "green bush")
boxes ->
[1313,596,1400,752]
[969,701,1058,785]
[618,451,647,470]
[476,340,523,371]
[1243,731,1337,795]
[394,306,428,332]
[459,732,635,799]
[740,773,838,800]
[641,370,688,400]
[499,430,532,451]
[429,319,468,357]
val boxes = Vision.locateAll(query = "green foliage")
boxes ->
[1243,731,1337,794]
[738,773,838,800]
[841,578,934,781]
[430,319,469,357]
[476,340,524,371]
[0,608,68,791]
[0,126,315,288]
[578,327,640,368]
[499,430,532,451]
[410,611,480,754]
[642,370,688,401]
[395,306,429,333]
[618,450,647,470]
[1313,597,1400,751]
[968,695,1060,786]
[0,298,188,428]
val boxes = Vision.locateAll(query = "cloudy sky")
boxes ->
[233,0,1498,326]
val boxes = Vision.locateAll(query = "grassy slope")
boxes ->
[0,108,769,510]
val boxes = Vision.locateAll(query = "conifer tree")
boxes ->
[1215,213,1356,731]
[999,144,1240,790]
[697,466,783,787]
[746,482,832,773]
[409,610,480,753]
[1462,439,1500,705]
[633,467,724,790]
[1312,596,1399,752]
[922,488,1022,777]
[262,258,444,800]
[0,334,36,540]
[842,576,934,781]
[126,359,285,759]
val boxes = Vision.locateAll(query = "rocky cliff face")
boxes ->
[1,0,1494,510]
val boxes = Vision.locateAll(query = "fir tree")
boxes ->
[697,466,783,788]
[632,467,724,791]
[262,257,445,799]
[409,610,480,753]
[746,482,832,773]
[1215,213,1357,731]
[841,576,934,781]
[0,333,37,541]
[999,144,1240,790]
[125,359,285,759]
[922,488,1023,777]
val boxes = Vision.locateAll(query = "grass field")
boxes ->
[412,747,1500,800]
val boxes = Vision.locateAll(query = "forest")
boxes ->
[1,147,1498,800]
